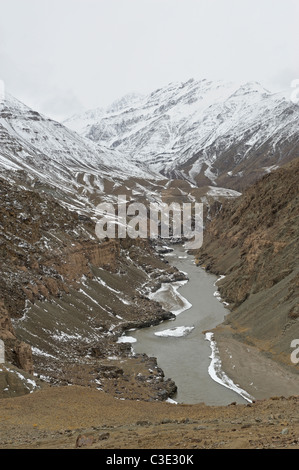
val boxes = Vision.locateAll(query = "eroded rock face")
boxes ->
[14,341,33,375]
[0,364,43,398]
[3,339,33,375]
[0,176,122,374]
[0,301,15,340]
[0,301,34,374]
[0,175,122,314]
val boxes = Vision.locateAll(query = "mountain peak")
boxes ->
[107,92,144,114]
[235,80,270,95]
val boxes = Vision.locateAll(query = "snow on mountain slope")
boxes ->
[0,93,162,212]
[65,79,299,189]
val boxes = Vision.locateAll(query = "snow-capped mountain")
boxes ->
[1,78,298,217]
[65,78,299,190]
[0,93,162,213]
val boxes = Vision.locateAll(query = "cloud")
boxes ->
[0,52,84,120]
[267,68,299,92]
[39,89,85,122]
[1,0,298,119]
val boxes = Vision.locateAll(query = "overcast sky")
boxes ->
[1,0,298,121]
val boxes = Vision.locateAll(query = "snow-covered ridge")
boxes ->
[64,78,299,185]
[1,78,298,212]
[0,92,162,212]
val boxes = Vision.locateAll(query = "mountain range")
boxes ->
[0,93,161,215]
[65,78,299,190]
[1,78,298,214]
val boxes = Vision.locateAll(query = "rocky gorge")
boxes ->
[0,81,298,449]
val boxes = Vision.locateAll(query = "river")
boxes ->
[129,245,252,405]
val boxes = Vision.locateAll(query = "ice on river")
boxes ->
[154,326,194,338]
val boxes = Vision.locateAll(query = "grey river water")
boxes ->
[130,245,249,405]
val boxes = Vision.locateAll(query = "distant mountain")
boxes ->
[1,79,298,214]
[65,78,299,190]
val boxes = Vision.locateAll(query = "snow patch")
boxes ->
[117,335,137,344]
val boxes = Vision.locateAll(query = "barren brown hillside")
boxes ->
[196,157,299,371]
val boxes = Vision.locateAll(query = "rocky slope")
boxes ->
[65,79,299,190]
[196,157,299,370]
[0,175,186,400]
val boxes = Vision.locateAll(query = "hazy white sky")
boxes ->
[0,0,298,120]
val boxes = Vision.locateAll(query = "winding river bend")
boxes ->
[130,245,250,406]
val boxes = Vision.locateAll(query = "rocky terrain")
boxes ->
[0,175,187,400]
